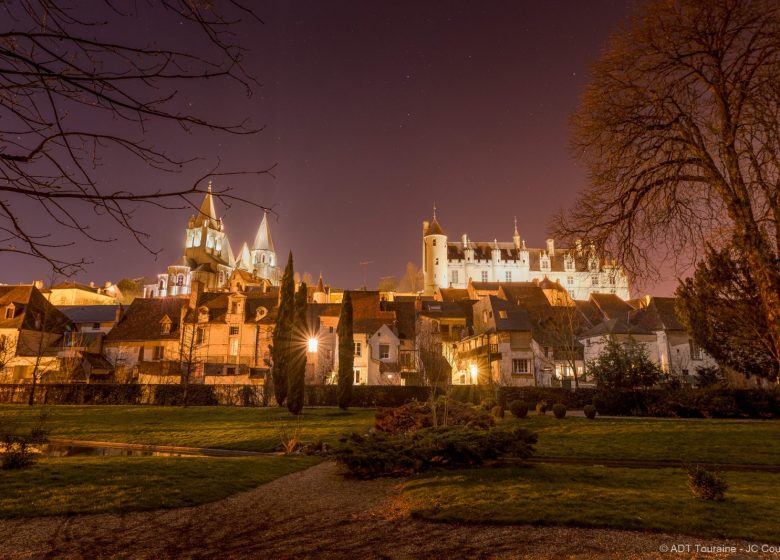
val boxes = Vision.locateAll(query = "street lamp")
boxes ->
[469,363,478,384]
[307,337,318,353]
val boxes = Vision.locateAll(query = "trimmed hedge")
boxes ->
[0,383,777,417]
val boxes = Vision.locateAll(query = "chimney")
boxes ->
[33,280,44,290]
[115,303,124,323]
[546,239,555,255]
[423,220,430,236]
[189,279,202,310]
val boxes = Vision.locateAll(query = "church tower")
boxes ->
[250,210,279,285]
[422,207,448,295]
[181,182,234,290]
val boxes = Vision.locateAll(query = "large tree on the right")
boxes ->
[558,0,780,373]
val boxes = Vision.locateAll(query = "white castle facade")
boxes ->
[143,184,280,298]
[422,211,630,300]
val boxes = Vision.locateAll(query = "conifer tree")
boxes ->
[287,282,308,415]
[272,252,295,406]
[337,290,354,410]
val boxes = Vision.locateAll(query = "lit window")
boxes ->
[177,274,184,287]
[512,359,529,374]
[206,233,215,249]
[379,344,390,359]
[354,342,362,357]
[229,338,239,356]
[161,322,170,335]
[231,302,239,314]
[499,310,507,319]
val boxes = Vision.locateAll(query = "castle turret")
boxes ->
[313,273,328,304]
[422,207,448,295]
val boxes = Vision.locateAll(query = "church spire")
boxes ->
[513,216,521,250]
[252,210,275,252]
[194,181,218,228]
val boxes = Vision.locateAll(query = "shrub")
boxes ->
[1,420,49,471]
[508,400,528,419]
[491,405,504,419]
[552,403,567,419]
[375,399,494,434]
[480,398,497,411]
[583,404,597,419]
[334,425,537,479]
[535,401,548,416]
[687,465,728,501]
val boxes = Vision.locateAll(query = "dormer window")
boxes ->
[198,307,209,323]
[193,229,202,247]
[589,259,599,271]
[4,305,14,319]
[160,315,172,335]
[564,257,575,272]
[540,255,551,271]
[231,301,239,314]
[255,307,267,321]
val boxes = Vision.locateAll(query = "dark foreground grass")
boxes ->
[512,415,780,465]
[0,455,318,518]
[403,464,780,543]
[0,405,375,452]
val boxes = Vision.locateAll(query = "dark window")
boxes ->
[5,307,13,319]
[153,346,164,361]
[379,344,390,359]
[92,322,100,330]
[231,302,239,314]
[229,326,239,336]
[196,327,205,344]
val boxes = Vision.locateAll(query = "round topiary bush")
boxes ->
[509,400,528,419]
[552,403,567,419]
[583,404,597,420]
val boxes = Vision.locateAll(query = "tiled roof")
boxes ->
[0,285,73,333]
[346,291,396,335]
[184,292,279,324]
[58,305,120,324]
[590,293,636,322]
[632,296,685,332]
[580,318,654,338]
[447,243,604,272]
[436,288,472,302]
[105,298,187,342]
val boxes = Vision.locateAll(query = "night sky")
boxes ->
[5,1,675,295]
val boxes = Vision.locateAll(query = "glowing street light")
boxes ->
[469,363,478,382]
[307,337,318,353]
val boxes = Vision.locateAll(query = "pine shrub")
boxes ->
[334,425,537,479]
[687,465,728,501]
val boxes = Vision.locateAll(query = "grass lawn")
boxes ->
[0,405,375,452]
[0,455,319,518]
[508,415,780,465]
[403,464,780,543]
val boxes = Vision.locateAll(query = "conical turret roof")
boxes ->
[252,211,275,252]
[194,182,219,229]
[236,242,252,271]
[425,206,445,236]
[315,273,325,293]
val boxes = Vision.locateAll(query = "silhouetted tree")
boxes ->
[337,291,354,410]
[0,1,271,275]
[287,283,307,415]
[272,252,295,406]
[556,0,780,372]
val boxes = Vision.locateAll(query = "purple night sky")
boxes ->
[5,1,677,295]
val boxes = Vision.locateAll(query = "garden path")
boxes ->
[0,461,772,559]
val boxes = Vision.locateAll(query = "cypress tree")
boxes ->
[337,290,354,410]
[272,251,295,406]
[287,282,308,415]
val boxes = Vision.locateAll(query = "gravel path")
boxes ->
[0,461,774,560]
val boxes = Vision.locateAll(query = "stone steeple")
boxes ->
[252,210,275,252]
